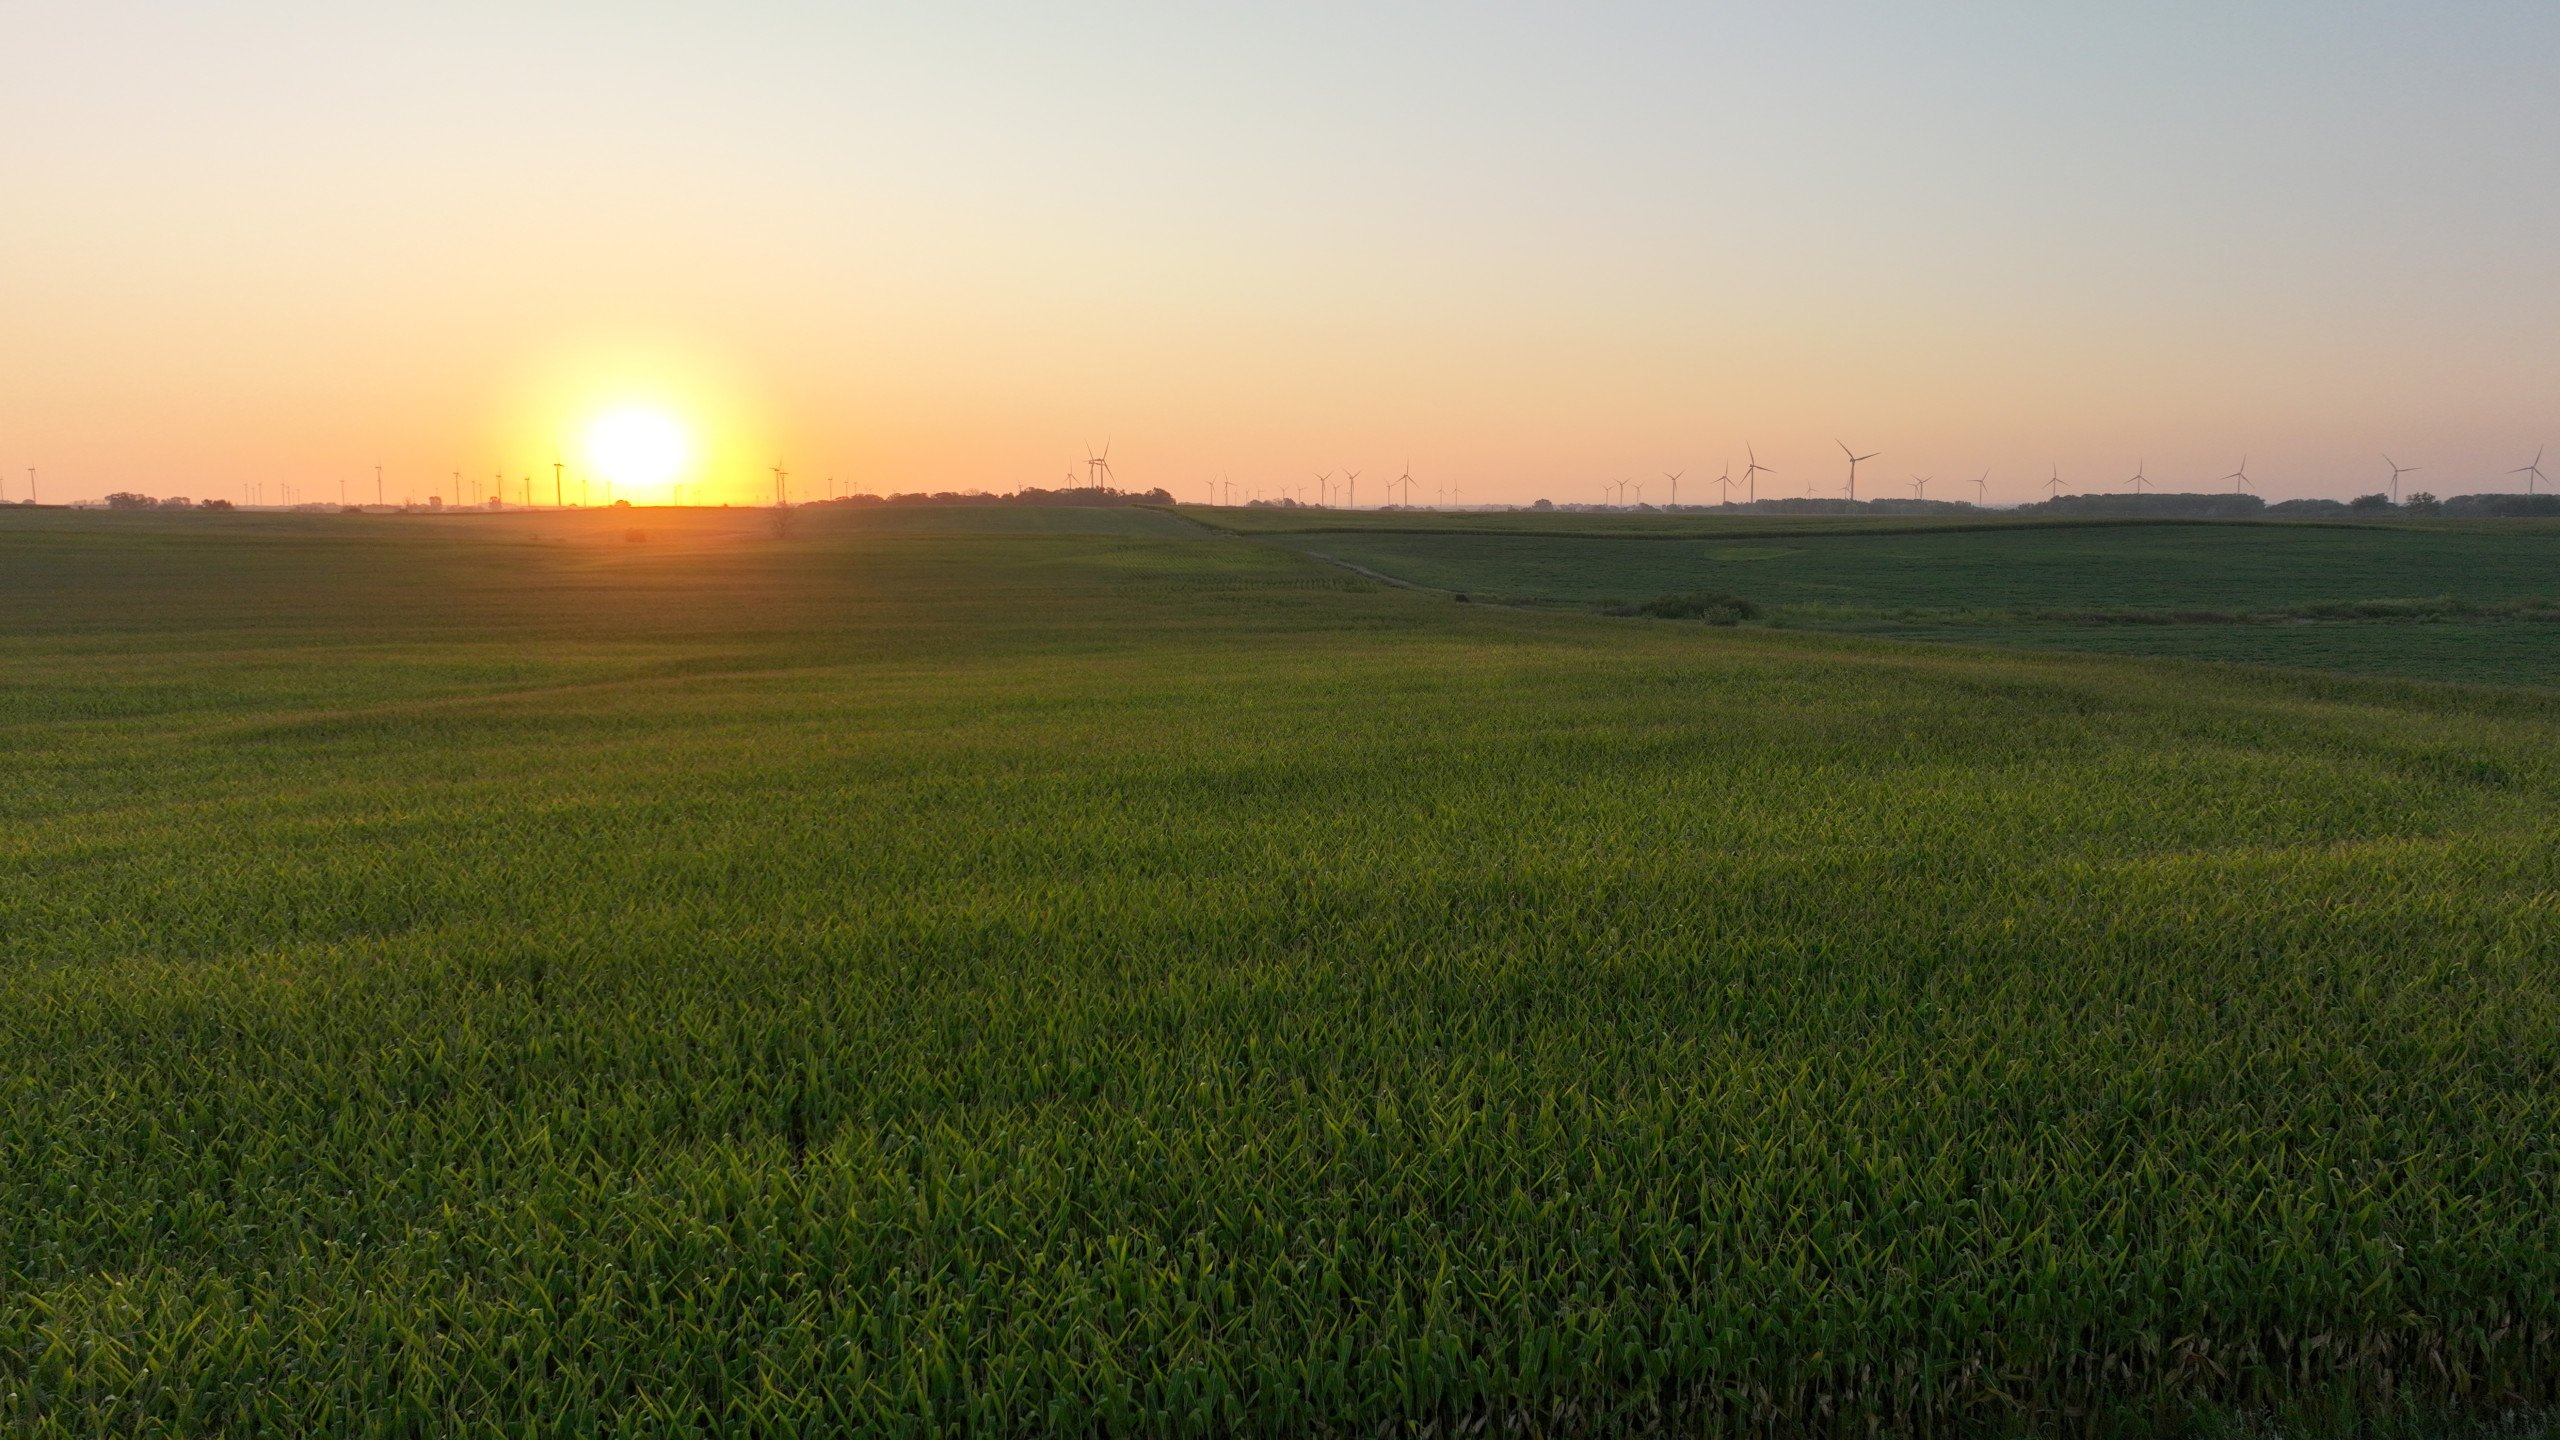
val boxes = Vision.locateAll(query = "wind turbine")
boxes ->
[1713,463,1736,505]
[2129,458,2150,494]
[375,465,385,505]
[2045,464,2065,499]
[1911,475,1930,500]
[1837,441,1877,501]
[1314,471,1332,507]
[1393,465,1415,506]
[2512,447,2546,495]
[2223,456,2252,495]
[552,456,565,508]
[1663,470,1682,508]
[1743,445,1773,503]
[1971,471,1990,505]
[1346,469,1361,508]
[1087,441,1114,489]
[2384,454,2419,504]
[1631,479,1645,506]
[771,461,789,506]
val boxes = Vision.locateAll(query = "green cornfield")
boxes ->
[4,505,2557,1436]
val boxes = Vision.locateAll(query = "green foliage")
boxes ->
[1606,589,1761,623]
[4,507,2560,1434]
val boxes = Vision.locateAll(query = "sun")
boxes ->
[584,407,691,499]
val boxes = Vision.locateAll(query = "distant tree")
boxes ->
[2443,493,2560,518]
[825,484,1174,509]
[197,498,234,511]
[2403,491,2441,516]
[1532,498,1554,511]
[156,495,193,509]
[2348,493,2394,512]
[104,492,157,509]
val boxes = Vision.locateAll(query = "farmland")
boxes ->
[5,505,2560,1435]
[1248,516,2560,688]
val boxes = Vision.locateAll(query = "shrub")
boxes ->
[1611,591,1760,624]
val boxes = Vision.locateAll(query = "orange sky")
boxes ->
[6,4,2558,507]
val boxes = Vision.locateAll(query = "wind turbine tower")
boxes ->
[1971,471,1990,505]
[1664,470,1682,507]
[2129,459,2150,493]
[1743,446,1772,503]
[2223,456,2253,496]
[1345,469,1361,509]
[771,462,789,506]
[2045,465,2065,499]
[1837,441,1877,501]
[2384,454,2419,504]
[2513,447,2546,495]
[375,465,384,505]
[1911,475,1930,500]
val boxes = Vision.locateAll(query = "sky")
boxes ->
[5,1,2559,508]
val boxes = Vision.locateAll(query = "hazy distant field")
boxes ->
[1260,517,2560,688]
[1177,502,2046,537]
[5,505,2559,1435]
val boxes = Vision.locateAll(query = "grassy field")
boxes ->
[1257,518,2560,689]
[6,505,2560,1435]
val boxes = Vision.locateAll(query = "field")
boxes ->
[1249,517,2560,689]
[6,505,2560,1435]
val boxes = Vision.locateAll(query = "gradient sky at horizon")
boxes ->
[6,1,2558,507]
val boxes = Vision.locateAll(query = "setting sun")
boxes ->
[584,407,690,500]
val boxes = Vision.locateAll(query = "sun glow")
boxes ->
[584,407,692,501]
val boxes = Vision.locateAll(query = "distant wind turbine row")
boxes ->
[2,440,2548,509]
[1185,443,2542,509]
